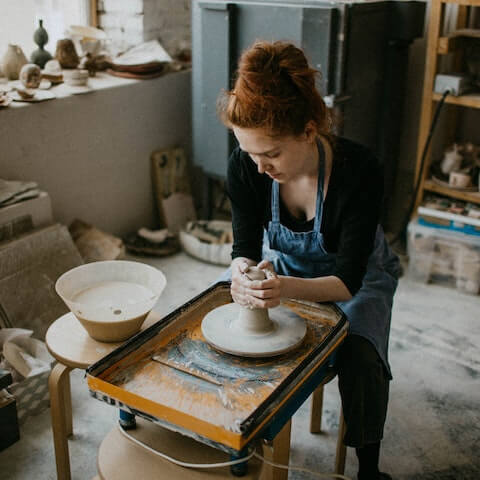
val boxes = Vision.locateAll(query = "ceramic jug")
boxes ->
[2,44,28,80]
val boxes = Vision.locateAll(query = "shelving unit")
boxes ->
[415,0,480,209]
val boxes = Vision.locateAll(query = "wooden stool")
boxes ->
[46,313,123,480]
[310,372,347,474]
[96,417,264,479]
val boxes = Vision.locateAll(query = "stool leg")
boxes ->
[64,372,73,438]
[49,362,73,480]
[335,408,347,475]
[310,385,324,433]
[261,419,291,480]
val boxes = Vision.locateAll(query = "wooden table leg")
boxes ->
[49,362,73,480]
[310,385,324,433]
[261,419,291,480]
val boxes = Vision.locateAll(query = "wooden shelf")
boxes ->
[441,0,480,6]
[438,29,480,54]
[414,0,479,215]
[424,179,480,204]
[432,92,480,108]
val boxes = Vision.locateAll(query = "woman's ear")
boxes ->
[303,121,318,143]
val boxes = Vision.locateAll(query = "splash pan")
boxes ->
[86,283,347,452]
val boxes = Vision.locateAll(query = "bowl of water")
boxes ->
[55,260,166,342]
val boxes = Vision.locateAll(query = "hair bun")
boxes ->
[218,40,333,138]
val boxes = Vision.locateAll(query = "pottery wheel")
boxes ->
[201,302,307,358]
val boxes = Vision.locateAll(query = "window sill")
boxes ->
[2,69,190,110]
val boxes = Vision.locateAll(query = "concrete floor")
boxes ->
[1,251,479,479]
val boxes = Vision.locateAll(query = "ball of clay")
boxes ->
[55,39,79,69]
[19,63,41,88]
[244,266,267,281]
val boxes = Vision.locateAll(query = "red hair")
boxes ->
[218,41,333,138]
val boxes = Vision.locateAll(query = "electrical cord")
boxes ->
[117,423,255,468]
[117,424,352,479]
[252,451,351,479]
[389,89,451,247]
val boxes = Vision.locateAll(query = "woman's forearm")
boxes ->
[280,275,353,303]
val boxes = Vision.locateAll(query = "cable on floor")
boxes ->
[118,423,352,479]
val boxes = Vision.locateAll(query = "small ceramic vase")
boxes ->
[441,143,463,175]
[2,44,28,80]
[20,63,41,88]
[55,39,79,69]
[31,19,53,68]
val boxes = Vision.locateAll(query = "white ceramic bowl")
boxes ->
[55,260,166,342]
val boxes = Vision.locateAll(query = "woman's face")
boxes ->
[232,125,317,182]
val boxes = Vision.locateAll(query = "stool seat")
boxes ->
[97,418,264,479]
[46,313,123,369]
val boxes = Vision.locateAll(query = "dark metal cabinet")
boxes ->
[192,0,425,219]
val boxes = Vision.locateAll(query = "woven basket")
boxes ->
[179,220,232,266]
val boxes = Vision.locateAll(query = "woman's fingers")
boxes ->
[257,260,278,279]
[244,294,280,309]
[247,278,278,290]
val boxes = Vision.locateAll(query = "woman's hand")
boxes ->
[231,259,282,309]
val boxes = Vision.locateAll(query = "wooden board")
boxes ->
[87,283,347,452]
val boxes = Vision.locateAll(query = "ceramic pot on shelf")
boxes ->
[2,44,28,80]
[55,39,79,69]
[19,63,42,89]
[31,19,53,68]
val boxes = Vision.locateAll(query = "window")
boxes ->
[0,0,91,62]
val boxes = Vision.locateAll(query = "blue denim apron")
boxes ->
[261,149,400,378]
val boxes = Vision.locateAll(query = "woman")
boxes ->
[217,41,401,480]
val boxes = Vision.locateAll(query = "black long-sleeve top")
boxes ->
[226,137,384,296]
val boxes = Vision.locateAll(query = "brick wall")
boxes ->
[97,0,191,56]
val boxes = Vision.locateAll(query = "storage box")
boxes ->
[8,368,52,424]
[0,369,20,451]
[0,390,20,451]
[408,218,480,294]
[1,332,55,425]
[418,206,480,236]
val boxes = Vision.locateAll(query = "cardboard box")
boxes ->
[0,192,53,244]
[0,224,83,339]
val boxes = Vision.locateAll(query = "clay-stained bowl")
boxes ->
[55,261,166,342]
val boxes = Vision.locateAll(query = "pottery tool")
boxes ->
[87,283,347,453]
[201,267,307,357]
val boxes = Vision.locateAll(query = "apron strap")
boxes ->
[314,139,326,232]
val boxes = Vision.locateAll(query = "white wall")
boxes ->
[0,70,192,237]
[97,0,191,56]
